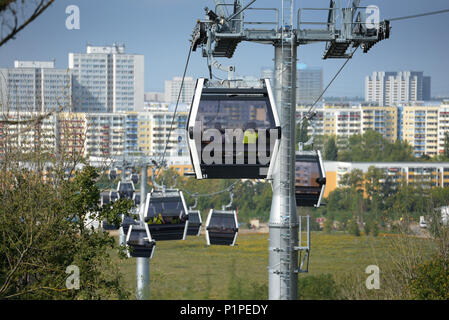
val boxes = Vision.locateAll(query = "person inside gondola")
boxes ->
[243,122,258,144]
[243,122,258,163]
[151,213,165,224]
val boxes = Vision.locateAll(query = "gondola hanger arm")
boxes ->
[222,190,234,210]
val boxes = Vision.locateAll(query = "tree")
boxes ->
[296,118,312,151]
[339,130,415,162]
[0,0,55,48]
[323,217,333,234]
[0,166,132,299]
[324,135,338,161]
[410,254,449,300]
[347,219,360,236]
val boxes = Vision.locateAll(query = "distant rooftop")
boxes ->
[86,43,126,54]
[14,61,54,69]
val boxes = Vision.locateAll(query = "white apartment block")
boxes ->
[0,112,56,155]
[164,77,196,104]
[297,105,363,147]
[139,103,189,157]
[69,44,144,113]
[402,105,439,157]
[438,104,449,155]
[365,71,431,106]
[0,61,72,113]
[144,92,165,102]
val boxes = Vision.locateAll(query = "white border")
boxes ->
[187,210,202,236]
[187,78,205,179]
[264,78,281,180]
[205,209,213,245]
[144,190,189,240]
[125,224,133,258]
[125,224,155,259]
[204,210,238,246]
[117,181,135,197]
[231,210,238,247]
[179,191,189,240]
[316,150,326,208]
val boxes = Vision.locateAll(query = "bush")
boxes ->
[297,274,340,300]
[371,221,379,237]
[323,218,333,234]
[348,219,360,236]
[410,254,449,300]
[364,221,371,235]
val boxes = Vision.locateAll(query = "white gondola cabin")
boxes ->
[109,191,119,202]
[205,209,239,246]
[187,210,202,236]
[187,78,281,179]
[109,169,117,180]
[144,189,189,241]
[100,192,110,207]
[130,173,139,185]
[295,150,326,207]
[133,193,141,207]
[117,181,135,200]
[126,224,156,259]
[121,215,139,236]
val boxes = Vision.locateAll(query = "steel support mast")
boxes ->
[191,0,390,300]
[269,31,299,300]
[136,163,150,300]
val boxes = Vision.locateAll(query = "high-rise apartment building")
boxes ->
[0,61,72,112]
[297,104,398,147]
[261,65,323,105]
[438,102,449,156]
[139,103,189,157]
[164,77,196,104]
[69,44,144,113]
[297,65,323,105]
[361,106,398,143]
[402,105,440,157]
[365,71,431,106]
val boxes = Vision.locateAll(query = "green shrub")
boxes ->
[297,274,340,300]
[348,219,361,237]
[410,254,449,300]
[364,221,371,235]
[323,218,333,234]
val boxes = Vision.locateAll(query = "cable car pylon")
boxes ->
[189,0,390,300]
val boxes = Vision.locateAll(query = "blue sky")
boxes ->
[1,0,449,97]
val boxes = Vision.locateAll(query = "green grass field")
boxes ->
[114,231,435,300]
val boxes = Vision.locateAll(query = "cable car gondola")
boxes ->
[187,210,202,236]
[109,169,117,180]
[102,219,119,231]
[126,223,156,259]
[121,215,140,236]
[130,173,139,185]
[205,209,239,246]
[295,150,326,207]
[144,189,189,241]
[117,181,135,200]
[109,191,119,202]
[100,192,110,207]
[187,78,281,179]
[133,193,141,207]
